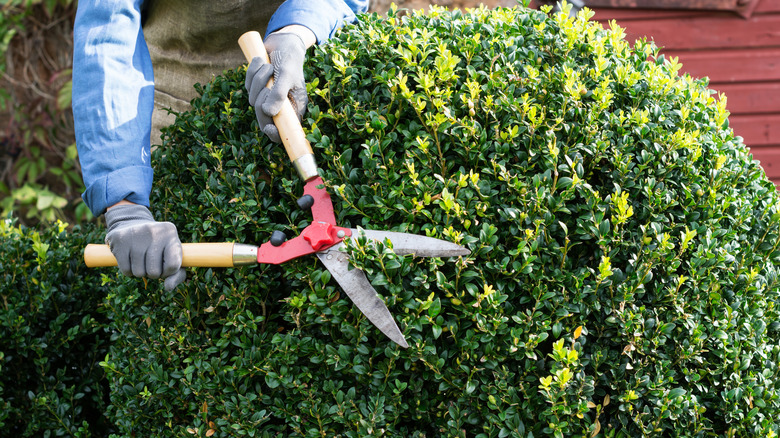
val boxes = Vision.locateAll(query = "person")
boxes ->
[72,0,368,291]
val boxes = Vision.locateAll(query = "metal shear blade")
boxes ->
[316,245,408,348]
[353,229,470,258]
[316,230,469,349]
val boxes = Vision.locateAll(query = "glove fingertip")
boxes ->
[292,93,308,119]
[261,97,284,119]
[164,269,187,292]
[162,245,183,278]
[248,64,274,96]
[262,125,282,143]
[246,57,267,79]
[118,264,133,278]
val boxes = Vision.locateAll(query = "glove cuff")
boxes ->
[265,31,307,53]
[105,204,155,234]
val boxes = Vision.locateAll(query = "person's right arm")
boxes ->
[245,0,369,141]
[73,0,155,216]
[73,0,185,290]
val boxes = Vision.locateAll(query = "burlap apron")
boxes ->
[142,0,285,144]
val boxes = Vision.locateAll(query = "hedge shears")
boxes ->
[84,31,469,348]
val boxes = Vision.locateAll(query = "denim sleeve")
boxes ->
[72,0,155,216]
[267,0,369,43]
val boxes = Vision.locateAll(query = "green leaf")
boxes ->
[465,380,478,395]
[428,297,441,318]
[431,324,442,339]
[36,191,55,210]
[57,78,73,110]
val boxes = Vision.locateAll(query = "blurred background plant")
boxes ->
[0,0,91,225]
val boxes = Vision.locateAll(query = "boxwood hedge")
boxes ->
[0,219,112,436]
[98,4,780,437]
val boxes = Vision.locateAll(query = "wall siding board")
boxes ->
[749,148,780,179]
[590,0,780,185]
[601,14,780,50]
[591,9,711,20]
[663,48,780,84]
[714,82,780,115]
[730,114,780,147]
[755,1,780,13]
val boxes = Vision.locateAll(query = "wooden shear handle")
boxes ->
[84,242,257,268]
[238,31,317,180]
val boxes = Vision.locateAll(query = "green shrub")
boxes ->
[102,5,780,436]
[0,218,112,436]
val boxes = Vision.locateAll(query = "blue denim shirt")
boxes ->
[73,0,367,216]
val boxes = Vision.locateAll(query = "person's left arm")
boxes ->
[267,0,369,44]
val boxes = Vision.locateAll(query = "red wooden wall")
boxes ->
[582,0,780,185]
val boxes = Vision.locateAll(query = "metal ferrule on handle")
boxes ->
[238,31,319,181]
[293,154,318,182]
[231,243,259,265]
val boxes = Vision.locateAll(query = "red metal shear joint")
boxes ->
[302,221,346,251]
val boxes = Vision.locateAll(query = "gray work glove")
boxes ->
[245,32,308,143]
[105,204,186,291]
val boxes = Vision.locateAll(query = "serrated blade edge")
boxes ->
[316,246,409,348]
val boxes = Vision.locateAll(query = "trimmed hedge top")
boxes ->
[100,5,780,437]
